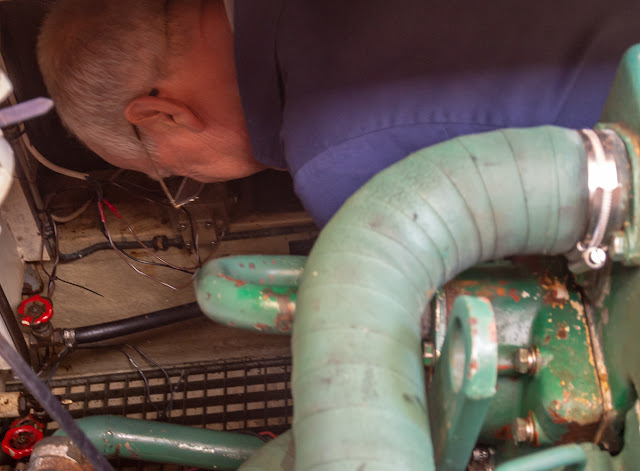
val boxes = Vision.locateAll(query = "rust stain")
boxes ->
[497,364,514,372]
[217,273,247,287]
[124,442,138,458]
[496,287,507,297]
[269,275,274,283]
[494,425,512,441]
[509,289,521,302]
[275,312,294,332]
[453,280,479,287]
[260,278,265,285]
[228,321,236,327]
[468,317,478,326]
[557,323,569,340]
[541,276,569,308]
[239,263,245,268]
[254,323,269,331]
[547,407,601,444]
[498,280,509,286]
[468,360,478,378]
[488,320,497,343]
[249,263,256,269]
[544,334,551,345]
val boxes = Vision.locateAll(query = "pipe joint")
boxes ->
[568,128,629,272]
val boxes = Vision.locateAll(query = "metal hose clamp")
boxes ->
[575,129,622,270]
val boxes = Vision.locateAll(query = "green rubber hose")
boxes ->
[55,415,264,469]
[195,255,305,333]
[292,127,588,470]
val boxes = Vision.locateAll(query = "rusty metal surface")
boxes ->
[432,258,604,447]
[28,437,93,471]
[0,392,21,418]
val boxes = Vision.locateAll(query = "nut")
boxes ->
[512,416,536,445]
[513,347,539,375]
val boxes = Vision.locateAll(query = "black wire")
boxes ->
[76,343,176,419]
[54,276,104,297]
[120,249,194,274]
[123,344,175,418]
[38,347,71,384]
[117,347,166,418]
[0,335,114,471]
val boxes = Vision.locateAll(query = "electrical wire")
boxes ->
[76,343,177,419]
[21,130,89,181]
[98,198,200,290]
[120,250,194,274]
[38,211,60,298]
[50,199,92,223]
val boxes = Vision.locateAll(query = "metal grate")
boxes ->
[7,356,293,470]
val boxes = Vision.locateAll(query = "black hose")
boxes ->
[0,332,114,471]
[0,284,30,362]
[58,235,183,262]
[68,302,203,346]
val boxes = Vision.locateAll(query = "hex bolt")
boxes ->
[513,346,540,375]
[512,416,536,445]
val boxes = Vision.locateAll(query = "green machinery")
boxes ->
[29,45,640,470]
[193,44,640,470]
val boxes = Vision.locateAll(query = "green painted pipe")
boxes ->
[54,415,264,469]
[195,255,305,333]
[292,127,588,470]
[239,431,294,471]
[495,445,588,471]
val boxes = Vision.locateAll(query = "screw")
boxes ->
[583,247,607,269]
[513,346,540,375]
[513,416,536,445]
[204,222,214,230]
[177,223,187,232]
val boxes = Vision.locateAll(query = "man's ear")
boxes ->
[124,96,205,133]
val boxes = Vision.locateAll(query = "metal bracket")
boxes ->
[427,295,498,471]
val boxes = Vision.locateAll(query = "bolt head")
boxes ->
[514,348,531,374]
[513,417,530,444]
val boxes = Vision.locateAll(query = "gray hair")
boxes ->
[37,0,179,161]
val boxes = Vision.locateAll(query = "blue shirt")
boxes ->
[234,0,640,226]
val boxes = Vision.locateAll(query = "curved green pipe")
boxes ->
[54,415,264,469]
[495,445,588,471]
[292,126,588,470]
[239,431,294,471]
[195,255,305,333]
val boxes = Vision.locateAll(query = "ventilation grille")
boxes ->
[7,356,293,470]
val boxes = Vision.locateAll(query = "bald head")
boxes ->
[38,0,265,182]
[38,0,190,169]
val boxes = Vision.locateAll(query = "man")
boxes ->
[38,0,640,226]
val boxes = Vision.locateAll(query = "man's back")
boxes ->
[235,0,640,225]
